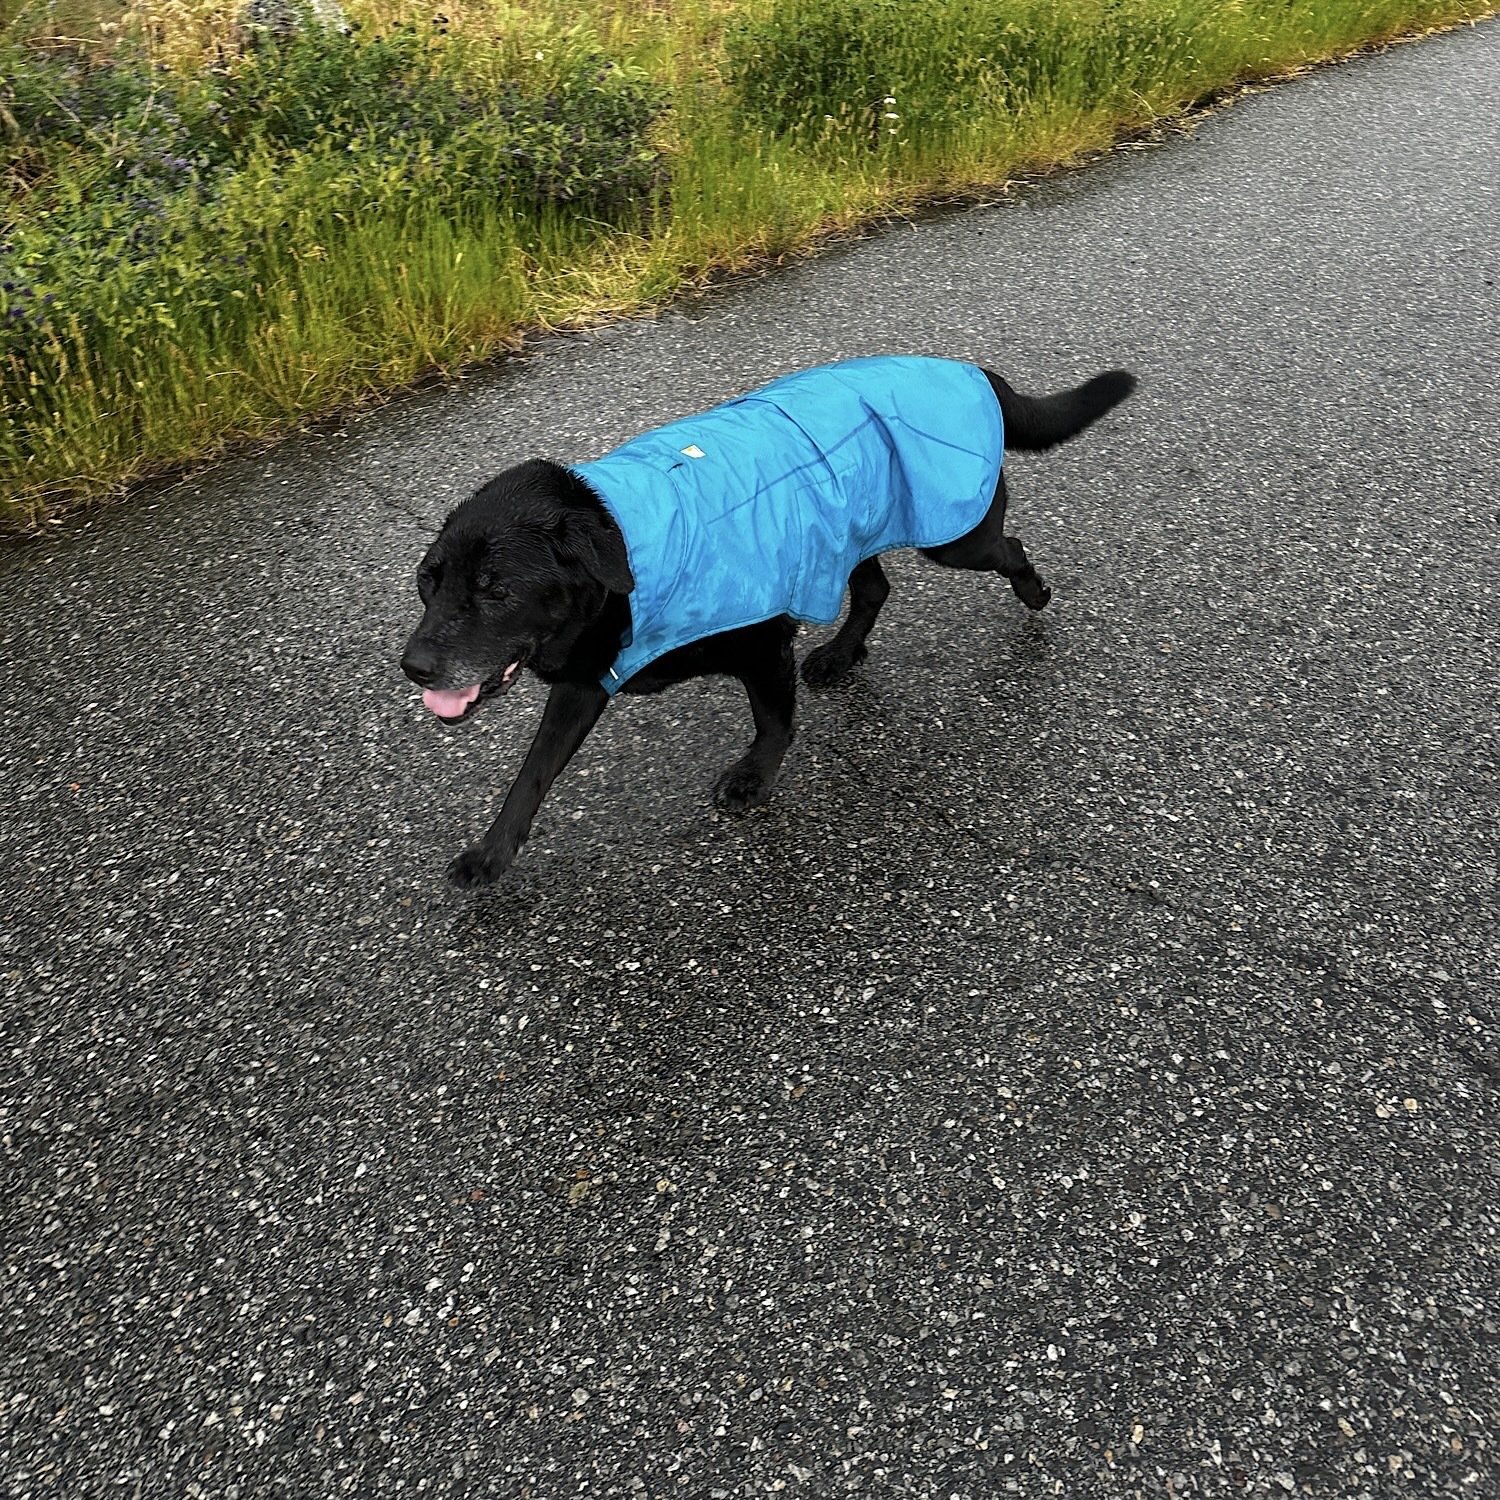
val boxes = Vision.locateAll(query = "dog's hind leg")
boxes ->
[992,535,1051,611]
[919,473,1051,611]
[801,556,891,689]
[714,620,797,813]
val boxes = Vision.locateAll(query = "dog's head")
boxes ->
[401,460,634,722]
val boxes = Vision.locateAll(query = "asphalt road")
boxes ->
[3,21,1498,1500]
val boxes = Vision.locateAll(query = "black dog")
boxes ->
[402,359,1135,885]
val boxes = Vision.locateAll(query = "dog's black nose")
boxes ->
[401,643,440,686]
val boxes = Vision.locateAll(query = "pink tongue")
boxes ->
[422,683,481,718]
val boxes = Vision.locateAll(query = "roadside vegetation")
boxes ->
[2,0,1493,527]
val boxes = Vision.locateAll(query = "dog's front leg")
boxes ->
[448,680,609,887]
[713,621,797,813]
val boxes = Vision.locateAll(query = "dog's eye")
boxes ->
[476,569,507,599]
[417,564,441,601]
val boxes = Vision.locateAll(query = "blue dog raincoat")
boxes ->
[572,356,1003,692]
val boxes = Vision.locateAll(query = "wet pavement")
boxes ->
[2,19,1497,1500]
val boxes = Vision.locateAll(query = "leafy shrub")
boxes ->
[0,16,667,392]
[213,22,475,152]
[211,22,669,205]
[2,42,157,155]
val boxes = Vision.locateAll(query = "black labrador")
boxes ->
[402,361,1135,885]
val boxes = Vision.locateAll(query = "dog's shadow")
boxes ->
[793,608,1062,803]
[456,608,1067,933]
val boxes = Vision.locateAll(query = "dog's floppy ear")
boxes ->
[556,508,635,595]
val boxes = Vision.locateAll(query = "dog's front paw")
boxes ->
[1011,574,1052,611]
[801,640,867,690]
[446,842,512,888]
[712,759,776,814]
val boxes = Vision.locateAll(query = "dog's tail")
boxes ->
[986,367,1137,452]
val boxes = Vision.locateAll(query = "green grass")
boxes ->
[2,0,1495,530]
